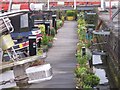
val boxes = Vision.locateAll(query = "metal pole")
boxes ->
[74,0,76,10]
[101,0,105,11]
[0,48,3,64]
[47,0,50,10]
[8,0,13,12]
[109,0,112,20]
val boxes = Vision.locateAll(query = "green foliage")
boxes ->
[56,19,63,29]
[41,35,49,45]
[77,18,86,28]
[47,42,53,48]
[41,45,48,52]
[50,27,56,37]
[47,36,53,42]
[38,24,45,34]
[66,10,76,17]
[79,11,85,19]
[75,67,100,88]
[77,55,88,66]
[75,67,87,78]
[37,49,43,55]
[84,74,100,87]
[61,16,65,21]
[75,12,100,89]
[86,41,91,48]
[83,85,92,89]
[77,18,86,41]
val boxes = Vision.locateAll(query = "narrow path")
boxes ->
[29,21,78,88]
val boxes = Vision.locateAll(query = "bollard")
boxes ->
[52,15,57,33]
[37,38,41,48]
[82,47,86,56]
[29,35,37,56]
[44,21,50,35]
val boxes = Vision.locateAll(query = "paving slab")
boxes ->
[29,21,78,88]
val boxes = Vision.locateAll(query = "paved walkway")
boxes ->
[29,21,78,88]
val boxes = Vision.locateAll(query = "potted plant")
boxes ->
[84,74,100,88]
[66,10,75,21]
[50,27,56,37]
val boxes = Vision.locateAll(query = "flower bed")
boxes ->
[75,12,100,89]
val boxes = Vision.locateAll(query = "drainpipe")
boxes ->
[47,0,50,10]
[74,0,76,10]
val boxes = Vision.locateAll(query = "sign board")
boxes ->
[12,4,21,10]
[93,31,110,35]
[57,1,64,5]
[20,14,28,28]
[92,55,102,65]
[30,3,44,11]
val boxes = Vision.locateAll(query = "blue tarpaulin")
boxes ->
[11,31,32,39]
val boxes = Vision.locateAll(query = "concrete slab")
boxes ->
[0,70,16,89]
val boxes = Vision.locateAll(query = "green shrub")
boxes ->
[77,55,88,66]
[41,45,48,52]
[38,24,45,34]
[75,67,87,78]
[77,18,86,27]
[41,35,49,45]
[47,42,53,48]
[47,36,53,42]
[56,20,63,29]
[84,74,100,87]
[50,27,56,37]
[37,49,43,55]
[66,10,75,17]
[61,16,65,21]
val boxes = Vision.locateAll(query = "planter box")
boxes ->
[26,64,52,83]
[67,16,74,21]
